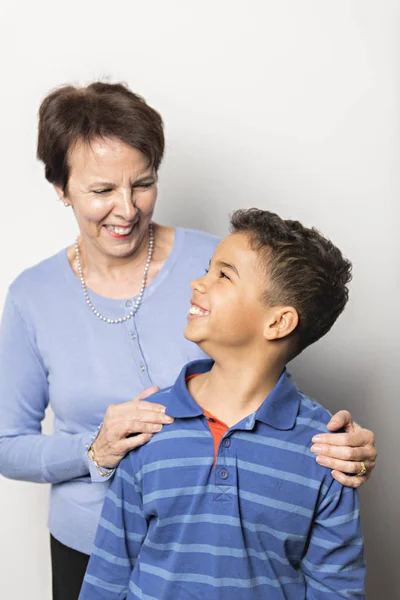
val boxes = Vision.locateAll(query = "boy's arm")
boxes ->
[301,480,366,599]
[78,454,147,600]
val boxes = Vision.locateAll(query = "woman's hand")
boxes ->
[91,386,174,469]
[311,410,376,488]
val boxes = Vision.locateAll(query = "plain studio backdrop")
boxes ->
[0,1,398,598]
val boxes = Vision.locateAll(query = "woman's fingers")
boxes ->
[119,433,154,454]
[330,470,371,489]
[122,414,172,436]
[312,426,375,448]
[326,410,355,432]
[137,385,160,397]
[310,420,377,487]
[133,386,163,407]
[311,441,376,462]
[104,399,173,429]
[138,398,165,413]
[314,455,372,474]
[92,388,173,469]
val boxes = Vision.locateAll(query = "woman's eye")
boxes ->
[93,189,112,195]
[133,182,154,191]
[219,271,230,280]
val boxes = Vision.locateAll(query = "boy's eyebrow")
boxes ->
[208,259,240,278]
[219,261,240,278]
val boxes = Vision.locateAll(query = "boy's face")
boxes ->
[185,233,270,351]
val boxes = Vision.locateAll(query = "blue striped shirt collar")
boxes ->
[168,359,300,430]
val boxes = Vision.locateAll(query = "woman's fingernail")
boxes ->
[311,445,322,454]
[153,424,162,432]
[312,436,322,443]
[329,420,339,427]
[316,456,329,466]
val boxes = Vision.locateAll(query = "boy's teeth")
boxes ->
[189,305,210,316]
[105,225,133,235]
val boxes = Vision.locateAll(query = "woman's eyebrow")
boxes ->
[133,175,156,184]
[87,174,155,188]
[88,181,115,188]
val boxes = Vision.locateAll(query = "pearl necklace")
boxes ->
[75,223,154,324]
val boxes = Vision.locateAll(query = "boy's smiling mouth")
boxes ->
[188,302,210,318]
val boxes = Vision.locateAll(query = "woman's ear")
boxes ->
[54,184,69,207]
[263,306,299,341]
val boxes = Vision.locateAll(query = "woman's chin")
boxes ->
[100,234,143,258]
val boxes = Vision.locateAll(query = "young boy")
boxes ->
[79,209,365,599]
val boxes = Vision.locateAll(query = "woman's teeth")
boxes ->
[105,224,133,235]
[189,305,210,316]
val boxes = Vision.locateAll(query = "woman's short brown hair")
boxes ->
[37,81,164,191]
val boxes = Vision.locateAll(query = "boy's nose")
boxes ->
[190,276,207,293]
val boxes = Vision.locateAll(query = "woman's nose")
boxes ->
[115,190,137,221]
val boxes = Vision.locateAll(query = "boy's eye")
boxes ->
[204,268,230,280]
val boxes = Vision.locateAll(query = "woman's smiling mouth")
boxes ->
[104,223,135,238]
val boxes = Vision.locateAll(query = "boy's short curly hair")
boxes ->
[230,208,352,358]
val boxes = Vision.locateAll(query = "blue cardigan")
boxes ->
[0,227,219,554]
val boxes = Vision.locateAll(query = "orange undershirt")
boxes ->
[186,374,229,466]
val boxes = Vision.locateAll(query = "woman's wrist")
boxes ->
[85,422,115,479]
[87,443,114,478]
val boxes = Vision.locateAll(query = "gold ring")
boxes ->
[357,461,367,476]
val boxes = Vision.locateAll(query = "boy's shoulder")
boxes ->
[295,390,334,436]
[120,384,192,475]
[146,385,188,433]
[147,385,175,409]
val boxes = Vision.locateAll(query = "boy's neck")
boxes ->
[188,352,286,428]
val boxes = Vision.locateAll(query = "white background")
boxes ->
[0,1,398,597]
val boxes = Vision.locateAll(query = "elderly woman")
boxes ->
[0,82,376,600]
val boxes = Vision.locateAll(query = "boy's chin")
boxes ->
[184,326,204,344]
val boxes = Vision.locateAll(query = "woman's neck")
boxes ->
[67,223,175,299]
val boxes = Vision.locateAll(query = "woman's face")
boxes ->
[57,137,158,260]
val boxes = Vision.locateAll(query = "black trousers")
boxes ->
[50,535,90,600]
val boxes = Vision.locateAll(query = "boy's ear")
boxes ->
[263,306,299,341]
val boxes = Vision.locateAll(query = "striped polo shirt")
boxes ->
[79,359,365,600]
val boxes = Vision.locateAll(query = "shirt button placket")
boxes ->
[125,312,152,387]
